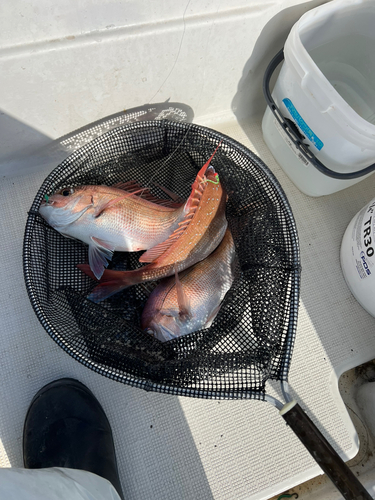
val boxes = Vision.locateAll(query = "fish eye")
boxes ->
[61,188,74,196]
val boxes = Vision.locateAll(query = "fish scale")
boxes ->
[39,184,186,279]
[141,229,237,342]
[80,144,228,302]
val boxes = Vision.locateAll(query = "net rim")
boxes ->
[23,120,301,399]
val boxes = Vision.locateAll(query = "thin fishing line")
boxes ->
[139,0,221,195]
[141,0,194,191]
[148,0,192,104]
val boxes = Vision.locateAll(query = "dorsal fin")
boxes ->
[112,181,183,207]
[112,180,141,191]
[139,143,222,264]
[138,200,200,263]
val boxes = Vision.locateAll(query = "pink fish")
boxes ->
[79,142,227,301]
[39,181,185,279]
[142,229,237,342]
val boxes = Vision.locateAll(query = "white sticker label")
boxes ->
[274,119,310,167]
[350,201,375,280]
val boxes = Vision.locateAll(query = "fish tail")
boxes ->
[77,264,142,302]
[88,280,127,303]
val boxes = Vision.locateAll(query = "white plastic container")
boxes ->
[262,0,375,197]
[341,198,375,317]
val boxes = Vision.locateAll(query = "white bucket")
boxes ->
[262,0,375,197]
[341,198,375,317]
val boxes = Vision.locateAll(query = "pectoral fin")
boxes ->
[205,304,221,327]
[174,267,192,320]
[88,237,116,280]
[159,269,192,320]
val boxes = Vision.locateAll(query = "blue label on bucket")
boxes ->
[282,98,324,151]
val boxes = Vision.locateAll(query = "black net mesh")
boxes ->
[23,121,301,399]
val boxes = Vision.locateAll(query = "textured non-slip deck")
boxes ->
[1,114,375,500]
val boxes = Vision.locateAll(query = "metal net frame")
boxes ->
[23,120,301,400]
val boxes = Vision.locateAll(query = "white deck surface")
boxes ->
[1,113,375,500]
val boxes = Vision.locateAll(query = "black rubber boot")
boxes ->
[23,378,124,500]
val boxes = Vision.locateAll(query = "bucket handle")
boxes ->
[263,49,375,180]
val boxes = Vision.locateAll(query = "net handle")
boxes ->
[263,49,375,180]
[280,401,372,500]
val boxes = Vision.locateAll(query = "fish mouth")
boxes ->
[205,165,219,182]
[40,199,54,207]
[39,194,93,228]
[41,194,52,206]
